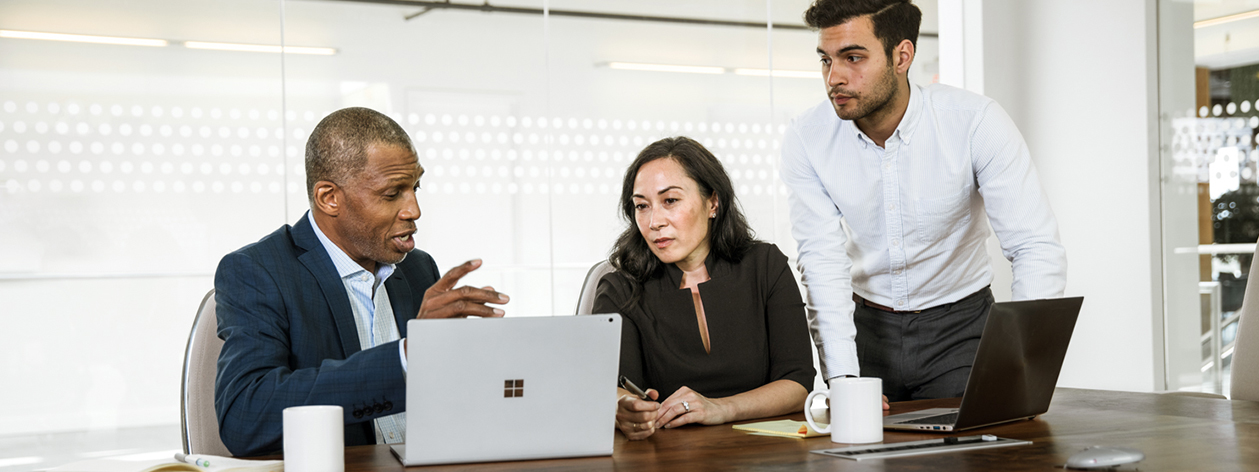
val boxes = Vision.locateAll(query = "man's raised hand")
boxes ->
[416,259,510,319]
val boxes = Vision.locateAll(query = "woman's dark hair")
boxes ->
[804,0,921,60]
[608,136,756,307]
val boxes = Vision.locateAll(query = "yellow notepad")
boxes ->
[733,419,828,438]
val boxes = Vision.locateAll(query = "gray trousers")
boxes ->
[854,287,994,401]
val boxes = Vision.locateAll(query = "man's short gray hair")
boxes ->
[305,107,415,203]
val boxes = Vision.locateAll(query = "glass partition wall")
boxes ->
[0,0,287,465]
[0,0,938,467]
[1159,0,1259,395]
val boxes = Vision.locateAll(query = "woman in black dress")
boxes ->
[595,136,816,440]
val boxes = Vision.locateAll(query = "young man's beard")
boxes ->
[832,63,898,122]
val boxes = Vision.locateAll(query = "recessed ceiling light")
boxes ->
[0,29,167,47]
[183,41,337,55]
[1194,9,1259,28]
[607,62,724,75]
[733,68,822,79]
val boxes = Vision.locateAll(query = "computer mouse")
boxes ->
[1065,446,1145,469]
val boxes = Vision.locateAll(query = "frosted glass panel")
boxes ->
[544,1,793,315]
[0,1,937,469]
[280,1,555,314]
[0,0,285,441]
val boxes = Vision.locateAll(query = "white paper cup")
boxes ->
[283,405,345,472]
[804,377,883,444]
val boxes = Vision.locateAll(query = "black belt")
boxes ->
[853,286,991,314]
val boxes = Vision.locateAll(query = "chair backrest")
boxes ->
[1233,247,1259,402]
[576,260,615,315]
[181,289,232,455]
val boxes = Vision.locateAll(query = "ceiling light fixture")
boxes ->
[733,68,822,79]
[0,29,167,47]
[607,62,724,75]
[0,29,339,56]
[1194,9,1259,28]
[183,41,337,55]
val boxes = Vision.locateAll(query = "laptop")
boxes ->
[391,314,622,466]
[883,297,1084,432]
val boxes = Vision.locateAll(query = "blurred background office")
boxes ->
[0,0,1255,469]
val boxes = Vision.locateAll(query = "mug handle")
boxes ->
[803,390,830,434]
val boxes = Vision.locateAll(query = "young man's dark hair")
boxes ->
[803,0,922,59]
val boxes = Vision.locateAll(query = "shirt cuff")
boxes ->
[398,337,408,375]
[822,339,860,380]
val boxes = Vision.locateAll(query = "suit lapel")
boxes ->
[292,215,363,356]
[386,271,413,338]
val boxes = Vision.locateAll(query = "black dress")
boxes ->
[593,242,816,400]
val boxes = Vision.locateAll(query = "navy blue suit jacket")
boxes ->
[213,215,439,457]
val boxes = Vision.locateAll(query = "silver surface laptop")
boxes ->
[391,315,622,466]
[883,297,1084,432]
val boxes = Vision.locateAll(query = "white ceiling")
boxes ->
[1193,0,1259,21]
[1193,0,1259,68]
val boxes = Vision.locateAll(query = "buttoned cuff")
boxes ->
[822,340,860,380]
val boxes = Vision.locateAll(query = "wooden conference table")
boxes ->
[265,388,1259,470]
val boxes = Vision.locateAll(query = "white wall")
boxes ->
[976,0,1163,392]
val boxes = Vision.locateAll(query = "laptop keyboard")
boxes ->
[896,412,959,425]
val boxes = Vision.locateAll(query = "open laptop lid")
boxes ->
[953,297,1084,431]
[399,315,622,466]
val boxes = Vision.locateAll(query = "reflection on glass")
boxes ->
[1161,0,1259,396]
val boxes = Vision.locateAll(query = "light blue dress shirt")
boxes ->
[780,83,1067,380]
[307,211,407,444]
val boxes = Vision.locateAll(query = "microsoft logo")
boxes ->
[504,379,524,398]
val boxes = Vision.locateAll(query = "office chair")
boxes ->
[575,260,614,315]
[181,289,232,455]
[1233,247,1259,402]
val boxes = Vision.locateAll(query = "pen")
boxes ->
[174,453,211,468]
[619,375,651,401]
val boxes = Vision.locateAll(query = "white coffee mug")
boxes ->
[803,377,883,444]
[283,405,345,472]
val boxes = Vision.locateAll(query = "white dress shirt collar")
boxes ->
[306,210,396,286]
[848,82,923,148]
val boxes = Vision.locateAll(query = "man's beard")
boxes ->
[830,63,898,121]
[341,202,414,267]
[345,228,410,266]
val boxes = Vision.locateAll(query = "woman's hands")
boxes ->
[616,386,736,440]
[655,386,730,429]
[616,388,661,440]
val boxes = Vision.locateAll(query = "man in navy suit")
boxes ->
[213,107,510,456]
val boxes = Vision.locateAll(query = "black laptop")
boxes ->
[883,297,1084,432]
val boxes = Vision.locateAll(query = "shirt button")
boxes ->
[884,163,891,170]
[897,299,906,307]
[888,203,896,211]
[893,269,902,275]
[891,239,900,247]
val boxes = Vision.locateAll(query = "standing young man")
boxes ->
[780,0,1067,401]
